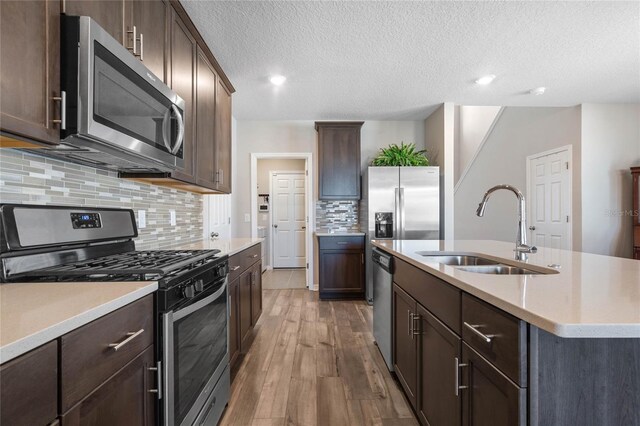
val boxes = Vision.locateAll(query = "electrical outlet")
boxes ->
[138,210,146,229]
[169,210,176,226]
[244,213,251,223]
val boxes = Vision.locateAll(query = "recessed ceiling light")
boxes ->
[530,87,546,95]
[270,75,286,86]
[475,74,496,85]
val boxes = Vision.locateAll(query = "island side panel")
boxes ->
[529,326,640,426]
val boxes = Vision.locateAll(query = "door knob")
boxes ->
[302,226,306,229]
[273,224,278,228]
[529,226,536,231]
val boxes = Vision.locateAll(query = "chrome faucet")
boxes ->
[476,184,537,257]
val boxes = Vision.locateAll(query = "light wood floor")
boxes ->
[221,289,418,426]
[262,269,307,290]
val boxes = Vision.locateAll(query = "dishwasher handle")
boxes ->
[372,248,394,274]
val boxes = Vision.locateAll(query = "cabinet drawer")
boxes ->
[462,294,527,386]
[242,243,261,268]
[0,341,58,426]
[228,252,243,282]
[394,258,461,334]
[318,235,364,250]
[60,295,154,412]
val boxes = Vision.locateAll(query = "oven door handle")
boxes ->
[172,278,228,322]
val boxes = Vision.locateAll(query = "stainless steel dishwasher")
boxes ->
[372,248,394,371]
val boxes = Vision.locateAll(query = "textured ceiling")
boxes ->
[181,1,640,120]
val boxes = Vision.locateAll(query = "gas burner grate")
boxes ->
[14,249,221,281]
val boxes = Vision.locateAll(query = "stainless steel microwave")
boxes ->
[46,15,185,172]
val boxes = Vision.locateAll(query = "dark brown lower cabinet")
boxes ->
[251,262,263,325]
[239,269,253,351]
[318,236,365,300]
[393,284,418,409]
[228,276,240,366]
[0,341,58,426]
[461,343,526,426]
[228,243,263,372]
[61,345,156,426]
[417,305,461,426]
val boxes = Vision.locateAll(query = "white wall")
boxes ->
[456,106,502,184]
[454,106,582,246]
[581,103,640,258]
[424,103,455,240]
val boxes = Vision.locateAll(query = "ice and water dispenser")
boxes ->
[374,212,394,238]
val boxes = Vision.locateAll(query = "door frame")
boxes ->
[525,145,573,250]
[250,153,314,290]
[269,170,306,269]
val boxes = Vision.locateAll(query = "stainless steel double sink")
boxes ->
[416,253,559,275]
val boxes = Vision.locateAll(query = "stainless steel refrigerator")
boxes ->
[363,166,440,371]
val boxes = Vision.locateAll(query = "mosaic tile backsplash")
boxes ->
[0,149,203,249]
[315,200,360,232]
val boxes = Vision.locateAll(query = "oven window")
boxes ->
[173,289,227,425]
[92,41,183,158]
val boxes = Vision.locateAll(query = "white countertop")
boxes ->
[372,239,640,338]
[0,281,157,364]
[177,238,263,256]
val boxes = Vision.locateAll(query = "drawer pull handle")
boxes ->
[463,322,494,343]
[108,329,144,351]
[337,242,348,245]
[454,357,469,396]
[231,266,241,271]
[249,254,258,258]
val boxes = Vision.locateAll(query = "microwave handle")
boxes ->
[161,105,185,155]
[170,104,185,155]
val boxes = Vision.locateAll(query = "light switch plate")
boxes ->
[169,210,176,226]
[244,213,251,223]
[138,210,146,229]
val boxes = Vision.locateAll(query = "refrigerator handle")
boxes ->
[395,187,401,239]
[399,187,405,239]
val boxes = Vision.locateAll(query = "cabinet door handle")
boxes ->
[52,91,66,130]
[454,357,469,396]
[337,241,348,245]
[108,328,144,351]
[127,26,138,55]
[147,361,162,399]
[139,32,144,61]
[407,311,413,336]
[463,322,494,343]
[412,314,421,336]
[231,265,241,271]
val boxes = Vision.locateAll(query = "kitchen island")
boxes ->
[372,239,640,426]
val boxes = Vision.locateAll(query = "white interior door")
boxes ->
[205,194,231,240]
[527,148,572,250]
[272,172,306,268]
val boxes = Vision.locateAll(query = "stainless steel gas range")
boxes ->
[0,204,230,426]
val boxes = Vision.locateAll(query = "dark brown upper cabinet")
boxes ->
[215,78,233,193]
[195,46,218,189]
[316,121,364,200]
[130,0,169,82]
[168,8,197,184]
[0,0,61,146]
[64,0,126,44]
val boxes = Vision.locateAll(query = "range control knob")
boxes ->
[194,279,204,292]
[183,284,195,299]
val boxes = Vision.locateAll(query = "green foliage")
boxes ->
[371,142,430,167]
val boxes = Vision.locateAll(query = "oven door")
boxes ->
[163,278,228,426]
